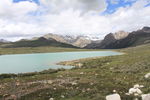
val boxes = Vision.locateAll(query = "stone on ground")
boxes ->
[106,93,121,100]
[142,94,150,100]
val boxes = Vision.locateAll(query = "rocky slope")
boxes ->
[86,27,150,49]
[85,31,129,49]
[33,34,93,48]
[43,34,67,43]
[70,36,92,47]
[103,27,150,49]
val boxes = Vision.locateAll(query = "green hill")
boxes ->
[4,37,77,48]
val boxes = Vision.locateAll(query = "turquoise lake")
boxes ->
[0,51,122,74]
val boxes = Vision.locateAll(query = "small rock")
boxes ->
[134,84,140,88]
[71,82,78,85]
[57,75,63,78]
[70,87,73,90]
[65,87,69,89]
[87,88,90,91]
[61,95,65,98]
[82,89,85,93]
[95,74,98,76]
[107,63,110,65]
[47,80,53,84]
[76,87,79,89]
[90,82,94,85]
[140,85,144,88]
[145,73,150,79]
[3,94,9,97]
[80,72,84,75]
[46,92,49,94]
[49,98,54,100]
[78,63,83,68]
[16,82,20,86]
[10,95,17,99]
[113,90,117,93]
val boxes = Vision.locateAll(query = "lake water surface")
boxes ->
[0,51,122,74]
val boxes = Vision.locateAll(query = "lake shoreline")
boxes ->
[57,51,125,67]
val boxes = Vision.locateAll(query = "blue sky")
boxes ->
[13,0,39,3]
[105,0,136,14]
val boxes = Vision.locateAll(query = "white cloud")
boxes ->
[124,0,137,3]
[39,0,107,14]
[108,0,150,32]
[0,0,150,41]
[0,0,38,21]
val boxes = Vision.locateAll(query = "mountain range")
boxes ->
[85,27,150,49]
[34,34,94,48]
[0,26,150,49]
[0,39,9,43]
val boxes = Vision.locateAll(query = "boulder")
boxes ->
[106,93,121,100]
[142,94,150,100]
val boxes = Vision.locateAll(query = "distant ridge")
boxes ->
[3,37,78,48]
[0,39,10,43]
[32,33,96,48]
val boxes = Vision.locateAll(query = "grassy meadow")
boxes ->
[0,46,97,55]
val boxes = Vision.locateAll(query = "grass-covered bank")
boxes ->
[0,46,104,55]
[0,44,150,100]
[0,47,82,55]
[0,69,64,80]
